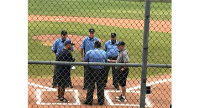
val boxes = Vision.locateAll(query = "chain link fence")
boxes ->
[28,0,171,108]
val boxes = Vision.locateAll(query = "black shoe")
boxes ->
[69,85,73,88]
[116,95,127,102]
[84,101,92,105]
[98,101,104,105]
[59,97,69,102]
[116,94,122,99]
[98,103,104,105]
[56,96,60,100]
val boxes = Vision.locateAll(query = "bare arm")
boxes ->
[109,60,117,63]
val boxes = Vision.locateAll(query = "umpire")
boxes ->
[83,41,108,105]
[104,33,119,90]
[80,28,99,90]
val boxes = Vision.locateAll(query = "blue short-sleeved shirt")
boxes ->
[51,38,74,55]
[80,36,99,54]
[83,48,108,69]
[104,40,119,57]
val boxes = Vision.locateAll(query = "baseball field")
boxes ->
[28,0,171,107]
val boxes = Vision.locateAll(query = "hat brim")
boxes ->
[116,44,125,46]
[65,43,75,45]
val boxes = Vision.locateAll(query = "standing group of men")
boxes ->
[51,29,129,105]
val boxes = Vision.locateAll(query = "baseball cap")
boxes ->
[64,40,75,46]
[111,33,116,38]
[89,28,95,33]
[94,41,101,47]
[116,41,125,46]
[61,30,67,35]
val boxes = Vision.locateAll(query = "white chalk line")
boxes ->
[104,89,151,107]
[28,82,52,90]
[104,78,171,107]
[30,78,171,106]
[128,78,172,91]
[28,82,80,105]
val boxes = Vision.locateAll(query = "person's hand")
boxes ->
[120,68,124,71]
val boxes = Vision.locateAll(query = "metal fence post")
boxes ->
[140,0,151,108]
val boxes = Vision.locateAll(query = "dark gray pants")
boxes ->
[85,68,106,104]
[104,56,119,86]
[83,66,89,88]
[105,66,119,85]
[52,57,72,88]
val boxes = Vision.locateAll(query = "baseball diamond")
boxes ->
[28,74,171,108]
[28,0,171,108]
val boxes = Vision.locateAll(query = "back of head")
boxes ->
[94,41,101,48]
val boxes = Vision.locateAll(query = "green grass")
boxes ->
[28,21,171,79]
[28,0,171,21]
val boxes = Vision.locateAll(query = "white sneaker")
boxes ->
[71,66,76,69]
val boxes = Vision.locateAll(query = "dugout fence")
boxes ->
[28,0,171,108]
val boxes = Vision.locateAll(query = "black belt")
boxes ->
[108,56,118,60]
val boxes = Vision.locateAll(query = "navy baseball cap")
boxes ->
[89,29,95,33]
[111,33,116,38]
[64,40,75,45]
[116,41,125,46]
[94,41,101,47]
[61,30,67,35]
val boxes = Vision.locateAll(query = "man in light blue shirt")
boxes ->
[80,29,99,59]
[51,30,74,55]
[80,28,99,89]
[104,33,120,90]
[83,42,108,69]
[51,30,74,88]
[83,41,108,105]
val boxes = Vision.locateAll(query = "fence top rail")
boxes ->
[28,60,171,68]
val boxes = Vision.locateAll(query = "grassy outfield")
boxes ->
[28,0,171,21]
[28,21,171,79]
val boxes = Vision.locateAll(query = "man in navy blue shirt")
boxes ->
[80,28,99,89]
[83,41,108,105]
[104,33,120,90]
[52,40,75,102]
[52,30,74,88]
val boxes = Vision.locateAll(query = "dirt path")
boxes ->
[28,15,171,33]
[28,74,171,108]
